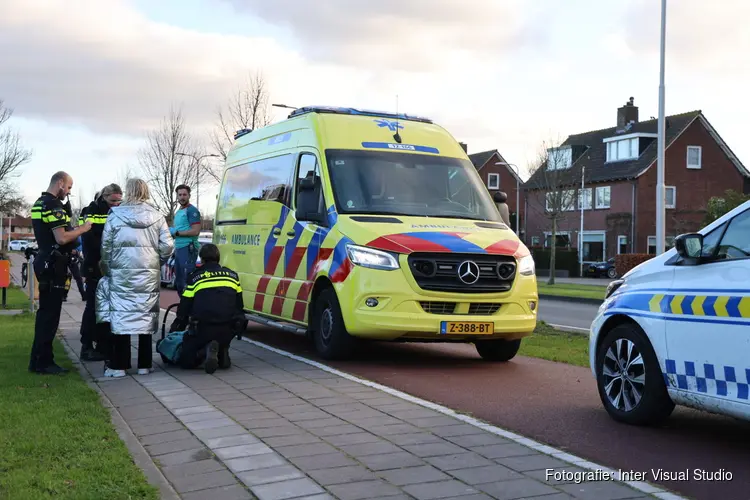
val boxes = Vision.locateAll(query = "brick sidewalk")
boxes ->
[55,298,669,500]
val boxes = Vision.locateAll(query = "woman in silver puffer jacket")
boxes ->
[96,178,174,378]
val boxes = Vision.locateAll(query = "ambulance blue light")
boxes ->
[288,106,433,124]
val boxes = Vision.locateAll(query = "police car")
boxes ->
[590,200,750,426]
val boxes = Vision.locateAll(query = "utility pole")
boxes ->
[580,165,585,278]
[656,0,667,254]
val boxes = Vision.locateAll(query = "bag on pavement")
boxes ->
[156,330,187,364]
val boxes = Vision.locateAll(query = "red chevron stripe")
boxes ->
[254,276,271,311]
[307,248,333,281]
[292,301,307,322]
[285,247,307,278]
[330,258,353,283]
[271,278,292,316]
[265,246,284,275]
[484,239,520,255]
[365,236,413,254]
[380,234,452,253]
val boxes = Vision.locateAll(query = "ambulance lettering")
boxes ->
[231,234,262,246]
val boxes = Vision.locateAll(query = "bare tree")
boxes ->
[208,71,272,181]
[138,106,204,223]
[525,138,582,285]
[0,99,32,214]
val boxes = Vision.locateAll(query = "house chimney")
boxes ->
[617,97,639,129]
[459,142,468,153]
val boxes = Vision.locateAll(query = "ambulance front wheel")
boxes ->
[474,338,521,362]
[312,287,356,360]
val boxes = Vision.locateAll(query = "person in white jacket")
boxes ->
[96,178,174,378]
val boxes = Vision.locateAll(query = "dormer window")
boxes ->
[546,145,572,170]
[603,132,656,163]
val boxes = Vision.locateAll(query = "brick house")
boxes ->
[461,145,526,233]
[1,216,34,247]
[523,98,750,262]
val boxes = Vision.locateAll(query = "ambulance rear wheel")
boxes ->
[475,339,521,361]
[312,288,355,360]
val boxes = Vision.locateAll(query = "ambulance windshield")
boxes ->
[325,149,502,222]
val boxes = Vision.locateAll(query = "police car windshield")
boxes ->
[325,149,502,222]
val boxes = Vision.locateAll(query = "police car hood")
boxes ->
[336,215,529,257]
[108,203,163,228]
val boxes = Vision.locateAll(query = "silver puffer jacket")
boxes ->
[96,202,174,335]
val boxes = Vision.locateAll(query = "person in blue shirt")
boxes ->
[169,184,202,296]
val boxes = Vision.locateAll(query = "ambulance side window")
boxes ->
[220,154,296,209]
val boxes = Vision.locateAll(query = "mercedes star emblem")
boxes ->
[457,260,480,285]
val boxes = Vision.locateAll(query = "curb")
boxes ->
[539,293,603,306]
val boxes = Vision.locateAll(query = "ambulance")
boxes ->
[213,106,538,360]
[590,199,750,425]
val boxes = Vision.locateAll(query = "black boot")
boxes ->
[218,346,231,369]
[204,341,219,374]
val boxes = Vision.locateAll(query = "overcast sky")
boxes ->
[2,0,748,215]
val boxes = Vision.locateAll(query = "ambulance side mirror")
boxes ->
[675,233,703,261]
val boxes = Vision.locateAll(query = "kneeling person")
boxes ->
[168,243,244,373]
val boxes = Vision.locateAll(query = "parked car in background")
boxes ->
[8,240,29,251]
[160,233,213,288]
[586,257,617,279]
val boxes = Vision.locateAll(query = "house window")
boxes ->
[665,186,676,209]
[544,232,571,248]
[687,146,702,169]
[647,236,656,254]
[580,231,606,262]
[595,186,611,209]
[531,236,540,246]
[546,146,572,170]
[545,190,576,211]
[578,188,592,210]
[617,235,628,254]
[606,138,639,162]
[487,173,500,190]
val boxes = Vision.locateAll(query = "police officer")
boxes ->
[168,244,245,374]
[29,171,92,374]
[79,184,122,361]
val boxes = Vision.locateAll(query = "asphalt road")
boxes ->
[160,289,749,500]
[537,299,599,331]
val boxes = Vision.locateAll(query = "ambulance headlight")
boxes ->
[518,255,535,276]
[346,244,400,271]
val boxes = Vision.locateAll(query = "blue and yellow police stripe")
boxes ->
[607,291,750,321]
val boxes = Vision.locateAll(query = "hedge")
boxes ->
[529,247,580,277]
[614,253,654,276]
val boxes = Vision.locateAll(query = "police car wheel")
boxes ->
[596,323,674,426]
[607,267,617,279]
[474,339,521,362]
[312,288,355,361]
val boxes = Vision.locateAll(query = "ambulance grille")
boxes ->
[419,302,456,314]
[408,253,517,293]
[420,302,502,315]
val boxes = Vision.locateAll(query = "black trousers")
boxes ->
[63,261,85,299]
[29,283,65,371]
[109,334,153,370]
[80,277,111,352]
[178,324,234,369]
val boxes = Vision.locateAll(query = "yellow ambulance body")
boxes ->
[214,106,538,360]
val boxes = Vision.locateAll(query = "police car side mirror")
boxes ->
[675,233,703,261]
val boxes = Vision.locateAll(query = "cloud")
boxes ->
[220,0,544,70]
[0,0,328,136]
[621,0,750,72]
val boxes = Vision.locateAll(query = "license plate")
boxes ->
[440,321,494,335]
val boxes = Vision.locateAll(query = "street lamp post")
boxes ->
[495,162,520,236]
[656,0,667,254]
[175,152,219,211]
